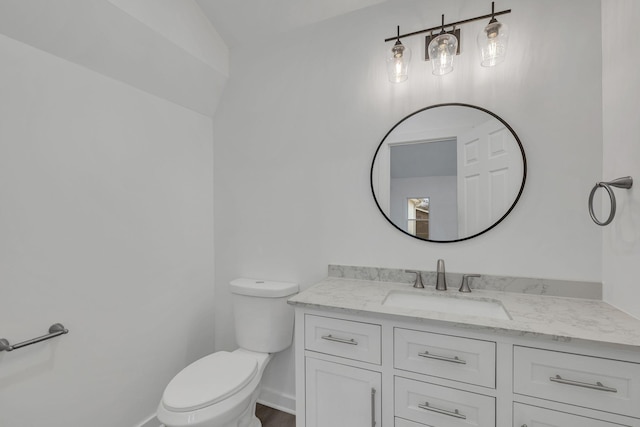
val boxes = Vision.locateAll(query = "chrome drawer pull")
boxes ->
[321,334,358,345]
[418,402,467,420]
[371,388,376,427]
[549,375,618,393]
[418,350,466,364]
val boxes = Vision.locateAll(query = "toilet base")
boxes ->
[160,399,262,427]
[157,351,273,427]
[161,414,260,427]
[230,400,261,427]
[226,401,262,427]
[159,390,263,427]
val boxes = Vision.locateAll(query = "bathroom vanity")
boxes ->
[289,273,640,427]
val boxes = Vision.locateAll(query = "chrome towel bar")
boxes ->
[0,323,69,352]
[588,176,633,226]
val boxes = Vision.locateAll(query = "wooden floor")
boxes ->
[256,403,296,427]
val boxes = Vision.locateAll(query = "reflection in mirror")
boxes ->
[408,197,430,239]
[371,104,526,243]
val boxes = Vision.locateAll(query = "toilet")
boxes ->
[157,278,299,427]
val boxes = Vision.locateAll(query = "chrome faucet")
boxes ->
[459,274,481,293]
[405,270,424,288]
[435,259,447,291]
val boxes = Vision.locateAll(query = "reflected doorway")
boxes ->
[408,197,430,239]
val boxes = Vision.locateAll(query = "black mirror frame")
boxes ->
[370,103,527,243]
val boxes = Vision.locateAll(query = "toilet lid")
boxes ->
[162,351,258,412]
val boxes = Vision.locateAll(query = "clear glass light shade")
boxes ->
[386,41,411,83]
[427,33,458,76]
[477,20,509,67]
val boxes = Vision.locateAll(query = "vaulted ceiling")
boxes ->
[0,0,388,116]
[195,0,387,48]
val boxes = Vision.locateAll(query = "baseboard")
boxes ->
[134,388,294,426]
[135,413,161,427]
[258,387,296,415]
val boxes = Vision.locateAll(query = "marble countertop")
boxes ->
[288,277,640,349]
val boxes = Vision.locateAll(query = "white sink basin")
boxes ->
[382,291,511,320]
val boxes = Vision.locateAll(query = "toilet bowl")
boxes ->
[157,278,298,427]
[157,349,272,427]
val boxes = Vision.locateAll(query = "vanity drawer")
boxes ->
[304,314,381,364]
[513,402,631,427]
[513,346,640,418]
[395,376,495,427]
[394,328,496,388]
[395,417,427,427]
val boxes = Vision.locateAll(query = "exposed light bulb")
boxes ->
[386,39,411,83]
[428,33,458,76]
[394,57,403,76]
[477,17,509,67]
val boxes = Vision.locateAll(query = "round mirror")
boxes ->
[371,103,526,243]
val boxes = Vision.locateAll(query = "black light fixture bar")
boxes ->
[384,8,511,42]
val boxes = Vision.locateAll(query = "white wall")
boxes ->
[601,0,640,319]
[213,0,603,410]
[0,32,215,426]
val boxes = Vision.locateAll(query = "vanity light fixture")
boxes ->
[427,15,458,75]
[384,2,511,81]
[477,2,509,67]
[386,26,411,83]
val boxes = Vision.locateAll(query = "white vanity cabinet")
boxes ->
[295,309,499,427]
[305,357,381,427]
[302,314,383,427]
[393,327,496,427]
[293,307,640,427]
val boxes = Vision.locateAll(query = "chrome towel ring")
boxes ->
[588,176,633,226]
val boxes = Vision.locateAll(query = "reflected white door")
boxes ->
[457,120,522,237]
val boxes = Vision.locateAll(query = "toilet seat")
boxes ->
[162,351,258,412]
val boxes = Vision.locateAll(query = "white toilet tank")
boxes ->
[229,278,298,353]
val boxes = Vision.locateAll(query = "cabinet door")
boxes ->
[305,357,381,427]
[513,403,631,427]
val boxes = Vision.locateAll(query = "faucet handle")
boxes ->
[405,270,425,289]
[459,274,481,293]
